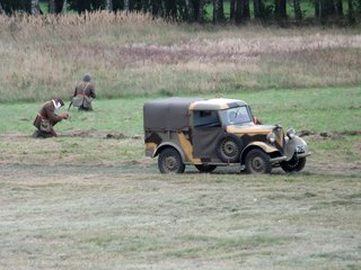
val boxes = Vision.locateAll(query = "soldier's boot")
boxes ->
[32,130,41,138]
[79,104,93,111]
[32,130,54,138]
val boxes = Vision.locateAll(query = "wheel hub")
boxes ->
[165,156,177,170]
[252,157,265,171]
[222,141,238,158]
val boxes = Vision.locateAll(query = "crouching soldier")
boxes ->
[33,98,69,138]
[72,73,96,111]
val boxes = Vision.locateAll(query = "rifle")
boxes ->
[68,98,73,111]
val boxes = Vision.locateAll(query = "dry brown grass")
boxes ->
[0,163,360,270]
[0,10,160,28]
[1,12,361,102]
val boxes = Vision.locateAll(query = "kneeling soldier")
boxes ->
[72,73,96,111]
[33,98,69,138]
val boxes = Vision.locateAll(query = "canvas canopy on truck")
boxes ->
[143,97,203,131]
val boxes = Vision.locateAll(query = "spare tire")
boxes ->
[216,135,243,163]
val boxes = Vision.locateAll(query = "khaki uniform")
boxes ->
[73,81,96,111]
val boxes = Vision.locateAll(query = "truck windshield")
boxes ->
[219,106,252,125]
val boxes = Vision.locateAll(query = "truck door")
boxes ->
[192,110,224,160]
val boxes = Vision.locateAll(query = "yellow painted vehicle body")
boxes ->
[144,97,310,174]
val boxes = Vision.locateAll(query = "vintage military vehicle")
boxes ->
[143,97,310,174]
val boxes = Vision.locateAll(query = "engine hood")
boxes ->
[226,124,275,135]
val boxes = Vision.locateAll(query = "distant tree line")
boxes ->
[1,0,361,24]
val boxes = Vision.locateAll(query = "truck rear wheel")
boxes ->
[158,148,185,174]
[245,149,272,174]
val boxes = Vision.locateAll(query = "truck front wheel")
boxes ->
[245,149,272,174]
[158,148,185,174]
[281,156,306,173]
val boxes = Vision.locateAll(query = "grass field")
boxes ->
[0,86,360,269]
[0,12,361,270]
[1,87,360,135]
[1,12,361,103]
[0,86,360,169]
[1,166,360,270]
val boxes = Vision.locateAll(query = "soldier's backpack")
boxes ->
[72,82,91,109]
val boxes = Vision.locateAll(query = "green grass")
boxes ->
[0,82,359,268]
[0,87,359,135]
[0,9,360,270]
[310,136,361,163]
[0,87,360,171]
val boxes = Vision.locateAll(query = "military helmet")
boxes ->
[83,73,92,82]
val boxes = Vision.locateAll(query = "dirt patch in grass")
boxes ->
[0,129,142,140]
[0,132,360,177]
[299,130,361,139]
[62,129,142,140]
[306,160,361,176]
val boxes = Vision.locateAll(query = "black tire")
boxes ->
[195,164,217,173]
[158,148,185,174]
[245,149,272,174]
[281,156,306,173]
[216,135,242,163]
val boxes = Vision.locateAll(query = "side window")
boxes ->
[193,110,220,127]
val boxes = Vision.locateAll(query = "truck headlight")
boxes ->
[287,128,296,139]
[267,133,276,143]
